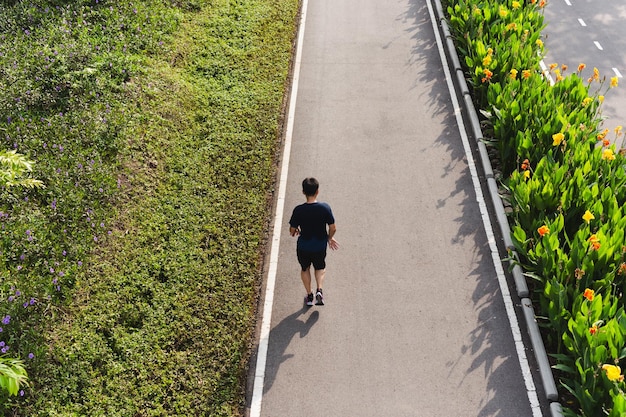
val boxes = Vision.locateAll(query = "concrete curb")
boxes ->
[430,2,563,416]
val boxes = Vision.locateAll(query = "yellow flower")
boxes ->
[611,76,619,88]
[602,364,624,382]
[499,6,508,17]
[473,7,482,16]
[523,170,531,180]
[537,225,550,236]
[593,67,600,81]
[598,95,605,103]
[536,39,544,48]
[509,69,518,79]
[552,132,565,146]
[583,288,595,301]
[483,55,492,66]
[512,0,521,8]
[615,125,623,136]
[582,210,595,224]
[602,148,616,161]
[582,97,593,107]
[507,22,518,31]
[555,69,563,81]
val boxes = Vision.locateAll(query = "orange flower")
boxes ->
[562,64,568,73]
[520,158,530,170]
[577,63,586,73]
[603,138,610,147]
[549,63,558,71]
[589,325,598,335]
[589,234,601,250]
[522,69,532,79]
[597,128,609,140]
[619,263,626,275]
[583,288,595,301]
[537,225,550,236]
[539,0,546,8]
[481,69,493,83]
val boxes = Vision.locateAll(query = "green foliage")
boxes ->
[0,357,28,397]
[0,0,298,415]
[0,150,44,189]
[446,0,626,415]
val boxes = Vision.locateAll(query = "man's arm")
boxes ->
[327,223,339,250]
[290,226,299,237]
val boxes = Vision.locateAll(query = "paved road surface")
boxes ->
[543,0,626,144]
[250,0,538,416]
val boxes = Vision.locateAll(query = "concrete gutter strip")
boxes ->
[431,2,563,416]
[521,298,560,402]
[511,263,530,299]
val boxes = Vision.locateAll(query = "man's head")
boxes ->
[302,177,319,197]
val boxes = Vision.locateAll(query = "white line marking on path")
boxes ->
[578,18,586,26]
[565,0,572,5]
[427,0,542,415]
[594,41,604,50]
[613,68,623,78]
[249,1,309,416]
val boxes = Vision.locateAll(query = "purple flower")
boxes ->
[51,199,57,209]
[1,315,10,325]
[28,353,34,359]
[15,290,21,296]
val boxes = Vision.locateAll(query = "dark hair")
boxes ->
[302,177,319,197]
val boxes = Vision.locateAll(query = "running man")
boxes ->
[289,177,339,306]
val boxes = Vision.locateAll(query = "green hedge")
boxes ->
[445,0,626,415]
[0,0,298,415]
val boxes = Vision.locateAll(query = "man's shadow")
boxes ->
[262,307,319,394]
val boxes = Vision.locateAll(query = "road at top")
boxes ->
[542,0,626,144]
[249,0,538,416]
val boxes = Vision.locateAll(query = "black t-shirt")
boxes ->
[289,202,335,252]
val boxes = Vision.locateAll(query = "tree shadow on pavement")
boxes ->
[401,1,535,416]
[262,308,319,395]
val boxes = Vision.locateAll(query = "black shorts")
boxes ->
[297,248,327,271]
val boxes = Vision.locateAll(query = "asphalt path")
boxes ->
[542,0,626,145]
[248,0,539,416]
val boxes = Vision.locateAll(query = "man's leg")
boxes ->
[301,267,312,294]
[314,268,325,291]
